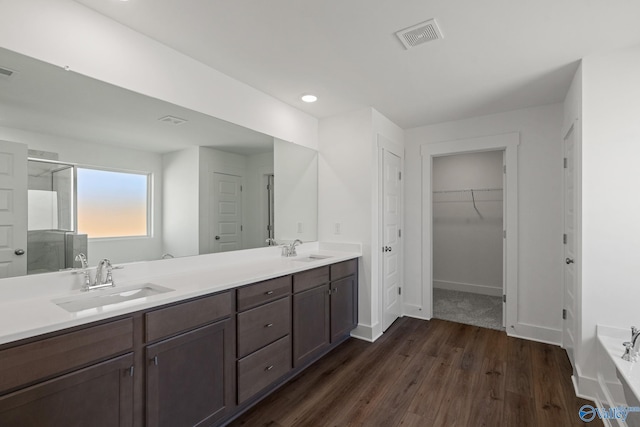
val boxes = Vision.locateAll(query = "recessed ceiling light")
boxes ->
[301,94,318,103]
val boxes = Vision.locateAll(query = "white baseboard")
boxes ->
[574,364,599,401]
[433,279,503,297]
[350,322,383,342]
[507,322,562,346]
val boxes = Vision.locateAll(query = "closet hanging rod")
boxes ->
[432,187,502,194]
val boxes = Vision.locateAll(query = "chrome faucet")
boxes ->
[279,239,303,257]
[622,326,640,362]
[72,255,121,291]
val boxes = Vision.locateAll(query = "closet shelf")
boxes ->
[432,188,502,194]
[432,188,503,207]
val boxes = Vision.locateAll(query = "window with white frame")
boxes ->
[76,167,151,238]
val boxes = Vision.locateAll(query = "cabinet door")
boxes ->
[292,284,330,368]
[0,353,134,427]
[330,275,358,342]
[146,319,234,427]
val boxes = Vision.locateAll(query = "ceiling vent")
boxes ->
[0,65,16,79]
[158,115,187,126]
[395,19,443,50]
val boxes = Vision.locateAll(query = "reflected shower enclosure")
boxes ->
[27,159,87,274]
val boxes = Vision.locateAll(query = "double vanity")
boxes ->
[0,243,361,426]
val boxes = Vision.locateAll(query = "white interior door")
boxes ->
[382,150,402,331]
[210,172,242,253]
[563,126,577,367]
[0,141,27,278]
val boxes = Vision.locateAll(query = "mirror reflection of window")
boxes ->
[77,168,151,239]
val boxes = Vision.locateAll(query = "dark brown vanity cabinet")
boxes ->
[0,318,135,426]
[292,260,358,368]
[236,276,292,404]
[145,292,234,427]
[0,258,358,427]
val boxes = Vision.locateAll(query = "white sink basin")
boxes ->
[294,254,332,263]
[53,283,174,314]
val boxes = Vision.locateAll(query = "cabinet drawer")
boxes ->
[237,335,291,404]
[330,259,357,280]
[0,318,133,395]
[293,266,329,293]
[145,291,231,343]
[237,276,291,311]
[237,297,290,358]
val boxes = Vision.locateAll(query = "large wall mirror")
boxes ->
[0,47,318,278]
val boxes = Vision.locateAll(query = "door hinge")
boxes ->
[563,158,568,169]
[503,294,506,303]
[240,225,243,232]
[398,287,402,295]
[398,229,402,238]
[398,171,402,180]
[562,309,567,320]
[503,230,506,239]
[503,165,506,174]
[563,233,567,244]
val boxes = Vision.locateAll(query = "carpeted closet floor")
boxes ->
[433,288,504,331]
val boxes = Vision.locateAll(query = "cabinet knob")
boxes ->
[215,235,221,240]
[265,323,274,328]
[265,290,274,295]
[14,249,25,256]
[565,257,574,264]
[265,365,274,371]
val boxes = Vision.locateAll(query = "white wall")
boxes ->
[274,139,318,243]
[319,108,375,338]
[0,125,163,265]
[405,103,564,343]
[577,44,640,395]
[162,147,199,258]
[318,107,404,341]
[432,151,504,296]
[0,0,318,150]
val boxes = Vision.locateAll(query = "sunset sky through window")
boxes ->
[77,168,148,238]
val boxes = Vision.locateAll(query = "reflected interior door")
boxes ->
[211,172,242,253]
[0,140,27,278]
[563,125,577,369]
[382,150,402,331]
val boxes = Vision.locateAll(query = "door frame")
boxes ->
[419,133,519,333]
[377,134,404,333]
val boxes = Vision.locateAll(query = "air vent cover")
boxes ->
[396,19,443,50]
[0,66,15,79]
[158,115,187,126]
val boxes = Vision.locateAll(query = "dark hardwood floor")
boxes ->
[228,317,601,427]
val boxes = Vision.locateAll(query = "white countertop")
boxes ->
[0,242,361,346]
[598,325,640,405]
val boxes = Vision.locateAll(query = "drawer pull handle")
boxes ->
[265,290,274,295]
[152,356,158,366]
[265,323,274,328]
[265,365,274,371]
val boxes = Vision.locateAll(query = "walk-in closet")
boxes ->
[432,150,505,330]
